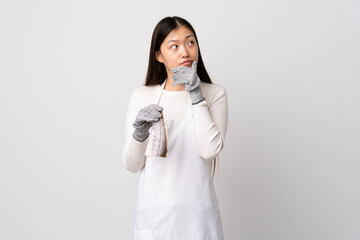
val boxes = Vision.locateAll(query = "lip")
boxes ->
[181,60,192,65]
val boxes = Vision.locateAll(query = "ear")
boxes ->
[155,51,163,63]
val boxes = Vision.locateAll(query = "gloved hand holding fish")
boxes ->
[132,104,164,142]
[132,103,168,158]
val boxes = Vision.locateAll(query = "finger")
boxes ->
[177,67,193,74]
[152,111,162,119]
[142,116,159,123]
[134,117,151,126]
[192,61,198,69]
[171,76,178,86]
[157,106,164,112]
[173,78,187,86]
[151,104,163,112]
[171,73,182,81]
[133,120,146,128]
[171,66,189,73]
[173,79,185,86]
[171,66,181,73]
[171,74,178,81]
[172,74,187,84]
[143,109,161,121]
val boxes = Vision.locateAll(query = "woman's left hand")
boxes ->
[171,61,205,105]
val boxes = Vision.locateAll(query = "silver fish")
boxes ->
[145,112,168,158]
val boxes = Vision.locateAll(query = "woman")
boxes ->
[123,16,228,240]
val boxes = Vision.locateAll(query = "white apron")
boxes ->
[132,79,224,240]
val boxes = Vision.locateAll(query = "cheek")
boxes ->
[191,47,198,56]
[163,59,177,70]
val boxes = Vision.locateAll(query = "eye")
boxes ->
[171,45,178,49]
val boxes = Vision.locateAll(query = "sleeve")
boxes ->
[191,85,228,160]
[122,89,149,173]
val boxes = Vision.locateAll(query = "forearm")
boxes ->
[191,100,226,160]
[122,88,149,173]
[122,136,148,173]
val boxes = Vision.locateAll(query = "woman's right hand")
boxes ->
[132,104,164,142]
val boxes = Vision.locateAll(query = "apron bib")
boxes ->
[132,79,224,240]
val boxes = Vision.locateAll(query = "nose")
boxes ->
[180,45,189,58]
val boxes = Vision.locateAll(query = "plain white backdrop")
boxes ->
[1,0,359,239]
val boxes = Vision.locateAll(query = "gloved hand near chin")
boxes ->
[132,104,164,142]
[171,61,205,105]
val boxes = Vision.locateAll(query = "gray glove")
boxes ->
[171,61,205,105]
[132,104,164,142]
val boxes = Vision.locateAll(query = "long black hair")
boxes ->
[143,16,218,180]
[144,16,213,86]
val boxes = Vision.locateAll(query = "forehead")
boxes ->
[164,26,194,43]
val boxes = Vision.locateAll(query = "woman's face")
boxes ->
[155,26,199,75]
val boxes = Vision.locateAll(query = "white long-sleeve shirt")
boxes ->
[122,81,228,173]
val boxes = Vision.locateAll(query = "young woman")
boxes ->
[123,16,228,240]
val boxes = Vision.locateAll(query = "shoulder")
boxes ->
[129,84,161,104]
[128,84,161,109]
[200,81,227,104]
[131,84,160,97]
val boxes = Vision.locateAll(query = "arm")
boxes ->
[122,89,148,173]
[191,85,228,160]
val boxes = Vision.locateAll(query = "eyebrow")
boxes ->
[167,34,194,44]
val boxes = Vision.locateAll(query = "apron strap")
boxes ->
[155,78,167,105]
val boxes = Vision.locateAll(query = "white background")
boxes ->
[1,0,359,239]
